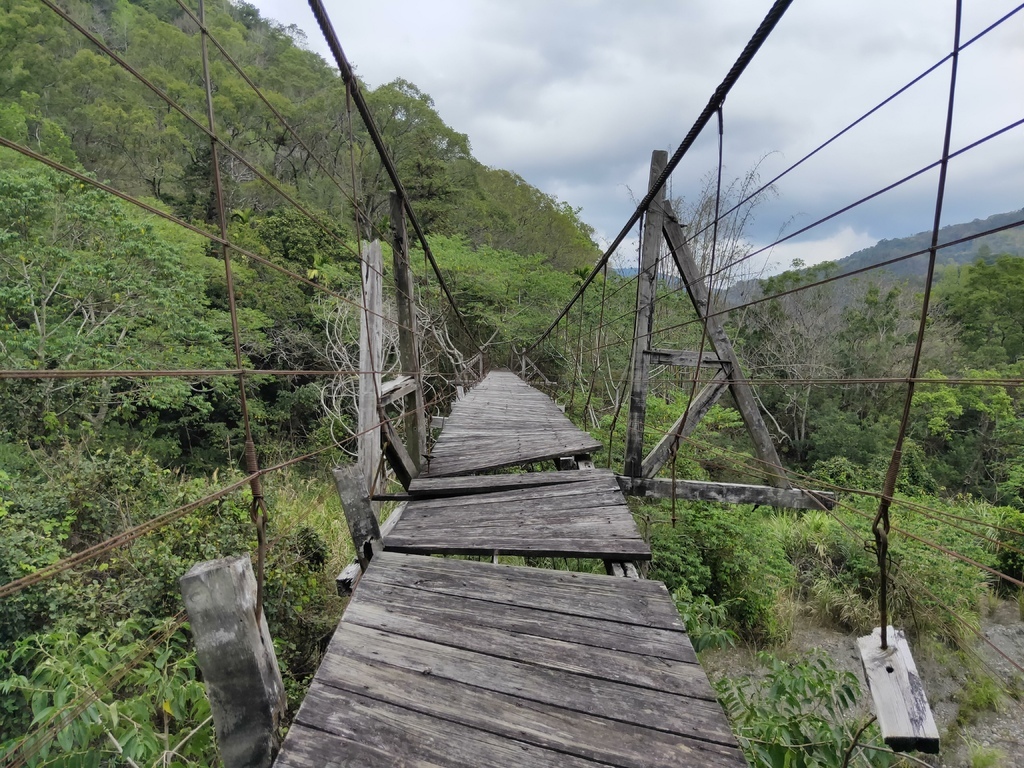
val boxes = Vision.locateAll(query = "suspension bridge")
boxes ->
[2,0,1023,765]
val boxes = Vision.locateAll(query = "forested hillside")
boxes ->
[2,0,1023,765]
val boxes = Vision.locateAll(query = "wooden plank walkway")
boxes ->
[389,469,650,559]
[425,370,603,477]
[275,552,746,768]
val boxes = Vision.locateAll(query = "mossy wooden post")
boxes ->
[624,150,668,478]
[180,555,285,768]
[358,240,383,492]
[390,192,427,470]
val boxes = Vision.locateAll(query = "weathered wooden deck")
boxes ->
[276,553,745,768]
[388,469,650,560]
[424,370,603,477]
[274,372,744,767]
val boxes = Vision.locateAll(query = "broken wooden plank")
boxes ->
[332,465,381,570]
[857,626,940,754]
[621,476,835,511]
[380,413,418,490]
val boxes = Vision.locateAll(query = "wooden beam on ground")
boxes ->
[646,348,727,368]
[642,367,731,479]
[357,241,383,493]
[662,210,789,488]
[389,193,427,470]
[857,627,940,754]
[620,476,835,511]
[624,150,669,478]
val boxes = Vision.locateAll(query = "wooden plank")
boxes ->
[361,553,680,628]
[858,626,940,754]
[314,640,745,767]
[642,368,731,478]
[646,348,727,367]
[273,722,442,768]
[357,241,383,492]
[330,624,729,743]
[624,150,668,478]
[351,578,697,662]
[378,375,416,406]
[622,476,835,511]
[342,600,715,701]
[662,211,790,489]
[291,683,601,768]
[380,414,418,490]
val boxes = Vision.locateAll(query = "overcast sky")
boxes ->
[252,0,1022,275]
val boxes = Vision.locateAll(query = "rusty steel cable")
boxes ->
[526,0,795,355]
[686,2,1024,276]
[305,0,480,352]
[170,0,411,300]
[0,135,419,335]
[872,0,962,650]
[198,0,268,624]
[37,0,404,294]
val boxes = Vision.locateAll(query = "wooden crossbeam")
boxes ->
[619,476,835,511]
[646,348,727,368]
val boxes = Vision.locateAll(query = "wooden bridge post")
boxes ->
[358,241,384,492]
[180,554,286,768]
[389,192,427,470]
[661,210,790,488]
[624,150,669,477]
[333,464,382,571]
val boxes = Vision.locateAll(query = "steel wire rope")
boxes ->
[668,106,727,525]
[0,388,448,600]
[36,0,402,295]
[871,0,962,650]
[644,116,1024,319]
[170,0,416,305]
[305,0,480,352]
[525,0,795,356]
[584,210,1024,359]
[676,2,1024,274]
[197,0,269,625]
[0,135,418,336]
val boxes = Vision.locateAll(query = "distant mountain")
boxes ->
[832,209,1024,281]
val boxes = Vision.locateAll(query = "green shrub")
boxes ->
[716,651,895,768]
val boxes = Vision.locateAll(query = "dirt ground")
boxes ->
[701,599,1024,767]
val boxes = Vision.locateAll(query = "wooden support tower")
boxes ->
[624,150,668,478]
[357,241,383,492]
[389,192,427,470]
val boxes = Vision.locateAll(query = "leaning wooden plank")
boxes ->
[622,476,835,511]
[641,368,731,478]
[857,626,940,754]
